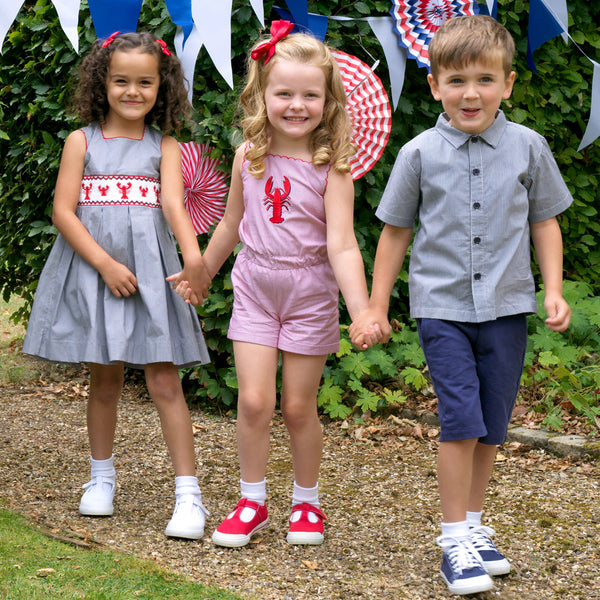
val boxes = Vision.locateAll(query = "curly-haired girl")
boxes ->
[172,21,382,547]
[24,32,211,540]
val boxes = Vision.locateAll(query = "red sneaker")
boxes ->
[286,503,326,545]
[211,498,269,547]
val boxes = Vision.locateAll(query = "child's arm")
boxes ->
[349,224,413,347]
[52,130,138,298]
[324,170,384,348]
[530,216,571,332]
[168,145,245,304]
[161,136,211,305]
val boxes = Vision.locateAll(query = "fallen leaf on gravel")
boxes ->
[302,560,318,570]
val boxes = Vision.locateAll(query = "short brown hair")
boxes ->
[428,15,515,81]
[72,32,191,133]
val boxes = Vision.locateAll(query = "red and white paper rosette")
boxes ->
[179,141,228,235]
[390,0,480,71]
[332,50,392,180]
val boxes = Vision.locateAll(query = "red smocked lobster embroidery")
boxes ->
[263,176,291,223]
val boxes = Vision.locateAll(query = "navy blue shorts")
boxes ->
[416,315,527,445]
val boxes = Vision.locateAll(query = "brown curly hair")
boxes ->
[72,32,191,133]
[240,31,355,179]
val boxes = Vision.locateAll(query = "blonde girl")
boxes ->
[174,20,380,546]
[24,32,211,540]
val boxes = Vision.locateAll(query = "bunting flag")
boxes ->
[273,7,329,41]
[0,0,25,54]
[578,61,600,151]
[526,0,567,72]
[390,0,480,71]
[249,0,265,27]
[88,0,143,40]
[191,0,233,88]
[165,0,194,47]
[284,0,309,29]
[0,0,598,149]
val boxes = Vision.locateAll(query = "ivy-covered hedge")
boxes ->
[1,0,599,423]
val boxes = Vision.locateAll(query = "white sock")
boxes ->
[240,479,267,505]
[174,475,201,498]
[90,455,115,478]
[440,520,470,543]
[292,481,320,508]
[466,511,482,528]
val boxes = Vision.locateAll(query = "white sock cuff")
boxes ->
[240,479,267,505]
[466,511,483,528]
[175,475,201,496]
[292,481,320,507]
[440,520,470,541]
[90,455,115,477]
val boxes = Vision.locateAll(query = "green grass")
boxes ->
[0,508,242,600]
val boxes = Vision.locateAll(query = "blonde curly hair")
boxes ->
[240,31,355,179]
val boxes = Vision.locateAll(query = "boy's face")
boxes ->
[427,58,515,135]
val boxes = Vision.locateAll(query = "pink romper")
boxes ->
[227,153,340,355]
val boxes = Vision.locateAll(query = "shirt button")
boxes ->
[474,273,482,280]
[473,237,481,244]
[472,168,480,176]
[473,202,481,209]
[471,136,479,143]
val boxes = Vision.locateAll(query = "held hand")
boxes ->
[544,294,571,332]
[349,309,392,350]
[100,259,138,298]
[165,274,197,305]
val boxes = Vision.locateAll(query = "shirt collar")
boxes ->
[435,109,507,149]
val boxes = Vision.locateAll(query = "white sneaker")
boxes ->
[165,494,209,540]
[79,475,115,516]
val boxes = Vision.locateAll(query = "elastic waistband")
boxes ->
[240,246,328,270]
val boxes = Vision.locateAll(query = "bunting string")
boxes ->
[0,0,597,149]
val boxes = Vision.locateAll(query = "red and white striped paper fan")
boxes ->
[332,50,392,180]
[179,141,228,235]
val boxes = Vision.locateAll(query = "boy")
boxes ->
[351,15,572,596]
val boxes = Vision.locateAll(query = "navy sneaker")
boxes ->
[470,525,511,576]
[437,535,494,595]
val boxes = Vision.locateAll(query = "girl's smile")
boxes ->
[105,49,160,131]
[264,59,326,153]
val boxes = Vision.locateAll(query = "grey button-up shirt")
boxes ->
[376,110,573,322]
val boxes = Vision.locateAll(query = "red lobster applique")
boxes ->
[263,176,291,224]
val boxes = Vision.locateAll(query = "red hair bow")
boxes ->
[251,20,294,64]
[101,31,121,48]
[155,38,171,56]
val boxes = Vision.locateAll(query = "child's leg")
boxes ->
[144,362,207,539]
[468,441,498,513]
[144,361,195,476]
[80,363,123,516]
[212,341,278,548]
[280,351,327,488]
[87,362,124,459]
[437,438,478,523]
[280,351,328,545]
[233,341,280,483]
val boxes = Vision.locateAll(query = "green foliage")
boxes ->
[522,281,600,430]
[1,1,599,425]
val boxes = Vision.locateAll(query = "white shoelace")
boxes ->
[470,525,497,553]
[437,535,484,575]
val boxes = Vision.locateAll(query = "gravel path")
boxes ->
[1,372,599,600]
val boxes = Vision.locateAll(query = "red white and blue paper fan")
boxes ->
[179,142,228,234]
[390,0,480,71]
[331,50,392,180]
